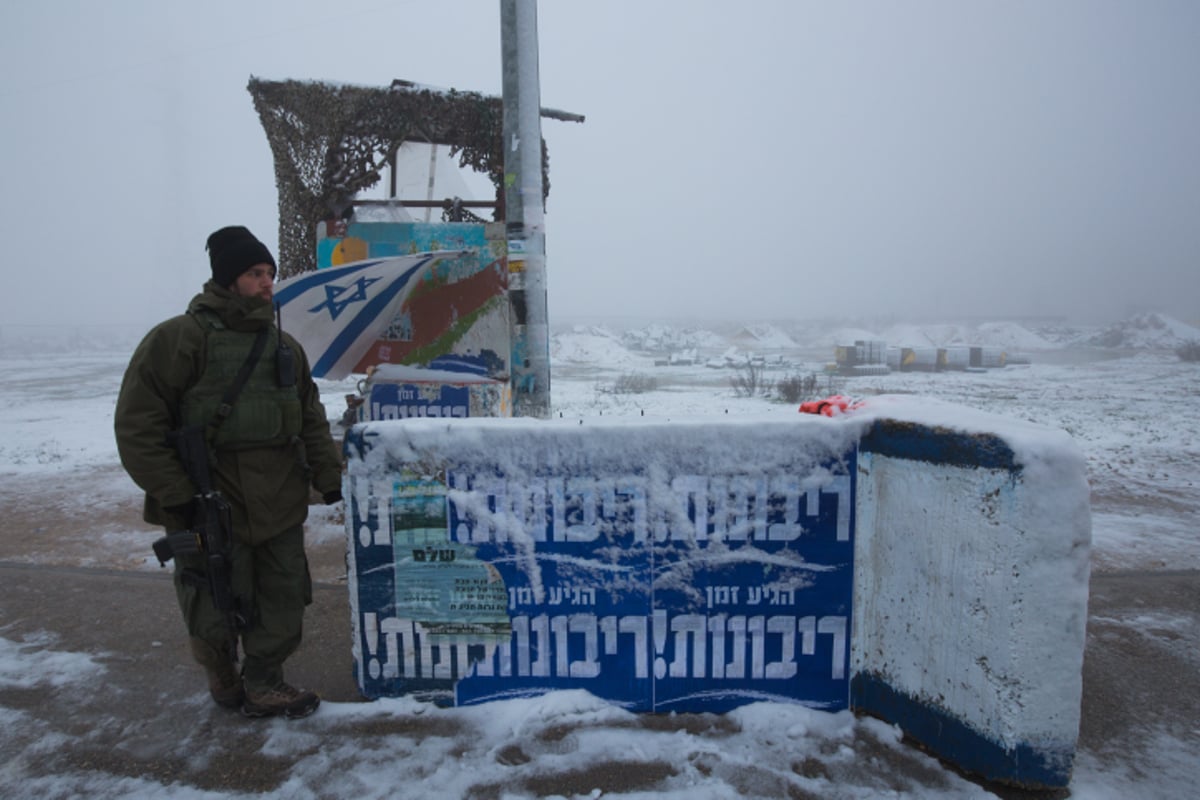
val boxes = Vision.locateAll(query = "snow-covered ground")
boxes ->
[1,313,1198,798]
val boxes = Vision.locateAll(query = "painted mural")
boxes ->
[316,220,510,380]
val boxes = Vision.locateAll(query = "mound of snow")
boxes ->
[1086,313,1200,349]
[797,326,879,348]
[620,324,726,352]
[881,323,941,347]
[570,323,621,339]
[551,329,641,365]
[731,324,797,349]
[788,320,1058,354]
[1027,323,1097,347]
[972,322,1055,351]
[899,324,972,346]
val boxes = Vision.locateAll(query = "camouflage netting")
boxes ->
[248,77,577,278]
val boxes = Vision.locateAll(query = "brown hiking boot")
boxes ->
[242,682,321,719]
[190,637,243,710]
[207,673,245,710]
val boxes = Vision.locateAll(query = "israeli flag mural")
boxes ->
[273,253,468,380]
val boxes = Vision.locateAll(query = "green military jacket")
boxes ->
[115,281,342,545]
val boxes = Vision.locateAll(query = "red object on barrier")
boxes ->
[799,395,864,417]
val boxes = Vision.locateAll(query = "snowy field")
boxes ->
[1,313,1198,799]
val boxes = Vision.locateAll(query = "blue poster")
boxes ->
[345,426,856,712]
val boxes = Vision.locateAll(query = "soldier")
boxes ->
[115,225,343,719]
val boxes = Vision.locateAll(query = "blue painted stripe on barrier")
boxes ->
[859,420,1018,471]
[850,673,1073,789]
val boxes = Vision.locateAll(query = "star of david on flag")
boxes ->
[310,275,380,320]
[273,252,467,379]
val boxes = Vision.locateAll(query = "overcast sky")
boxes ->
[2,0,1197,329]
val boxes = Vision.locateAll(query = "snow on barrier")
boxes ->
[343,397,1091,789]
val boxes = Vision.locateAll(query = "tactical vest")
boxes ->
[180,312,303,450]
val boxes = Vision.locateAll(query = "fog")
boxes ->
[2,0,1198,331]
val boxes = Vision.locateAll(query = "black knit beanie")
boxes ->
[206,226,276,288]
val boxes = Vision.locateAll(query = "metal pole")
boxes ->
[424,144,437,223]
[501,0,551,418]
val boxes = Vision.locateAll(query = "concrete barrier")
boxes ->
[343,397,1091,788]
[853,405,1091,788]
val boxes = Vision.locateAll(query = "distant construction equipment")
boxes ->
[832,340,1018,376]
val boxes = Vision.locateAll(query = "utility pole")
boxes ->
[501,0,551,418]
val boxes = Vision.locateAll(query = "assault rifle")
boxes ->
[152,424,246,662]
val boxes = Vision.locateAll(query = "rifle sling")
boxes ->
[210,326,270,433]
